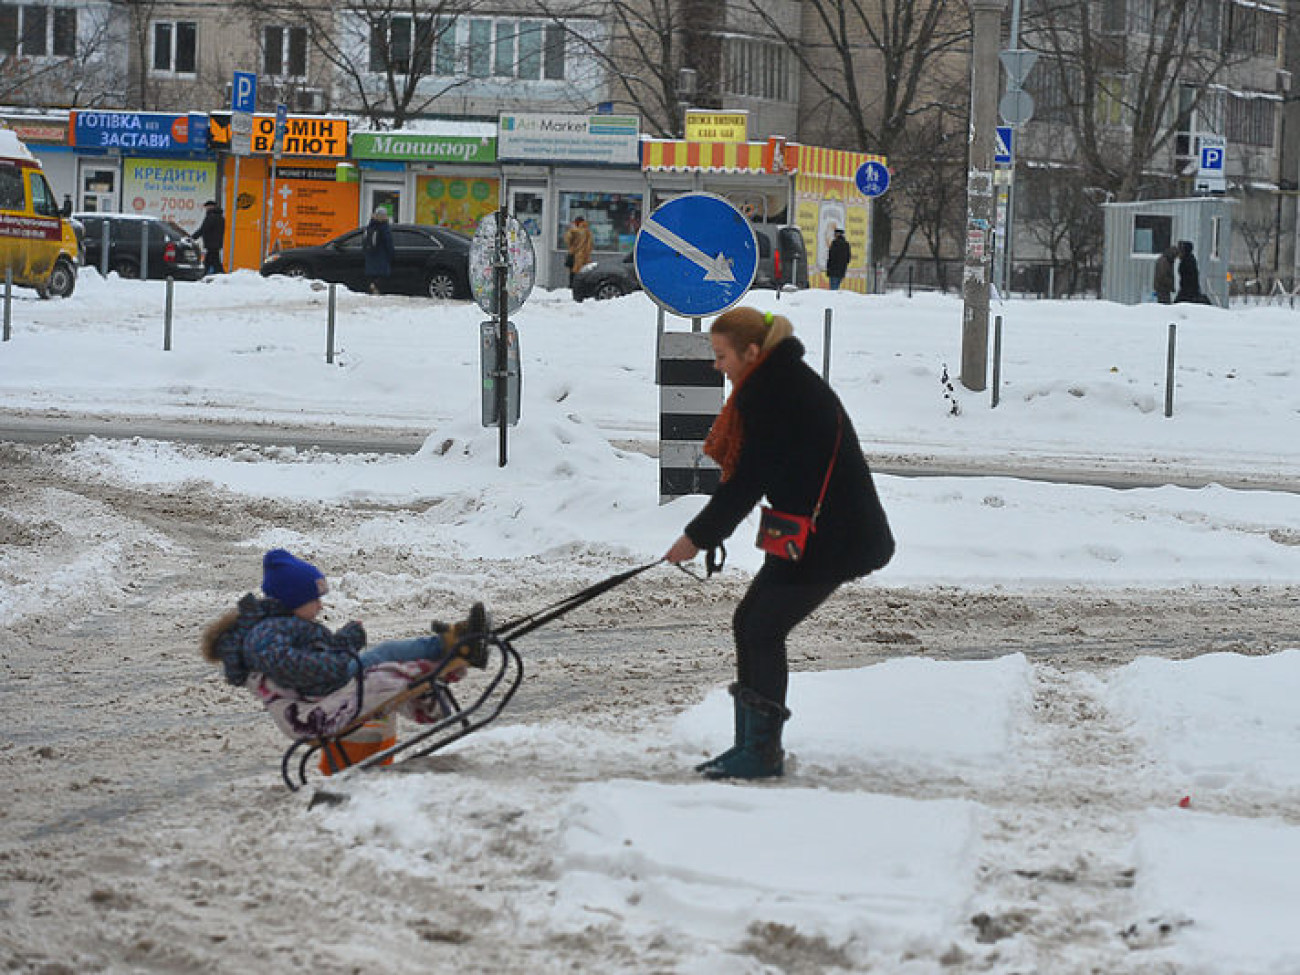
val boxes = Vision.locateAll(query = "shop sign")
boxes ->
[352,132,496,164]
[209,116,349,157]
[2,117,69,145]
[253,116,347,156]
[122,159,218,225]
[684,111,748,143]
[71,112,210,153]
[498,113,639,165]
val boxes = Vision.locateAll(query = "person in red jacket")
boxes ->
[665,306,894,780]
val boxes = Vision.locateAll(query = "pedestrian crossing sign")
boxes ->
[995,126,1014,165]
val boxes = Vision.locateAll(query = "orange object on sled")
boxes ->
[318,715,397,775]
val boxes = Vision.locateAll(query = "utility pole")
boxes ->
[962,0,1007,392]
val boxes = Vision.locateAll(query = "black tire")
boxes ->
[44,259,77,298]
[426,268,459,300]
[593,279,627,301]
[113,257,141,280]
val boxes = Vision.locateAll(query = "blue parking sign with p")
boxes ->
[1200,145,1224,171]
[231,70,257,113]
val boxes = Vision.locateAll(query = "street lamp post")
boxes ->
[962,0,1008,392]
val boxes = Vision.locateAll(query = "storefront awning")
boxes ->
[794,145,887,180]
[641,139,793,174]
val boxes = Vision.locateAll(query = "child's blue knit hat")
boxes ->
[262,549,327,609]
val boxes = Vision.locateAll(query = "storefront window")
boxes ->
[558,191,642,252]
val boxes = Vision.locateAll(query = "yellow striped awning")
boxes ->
[642,139,784,173]
[794,145,887,179]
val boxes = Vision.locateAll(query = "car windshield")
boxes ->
[163,220,190,239]
[336,231,364,251]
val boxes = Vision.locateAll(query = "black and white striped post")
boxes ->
[658,330,722,502]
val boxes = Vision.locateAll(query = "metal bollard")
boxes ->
[163,277,173,350]
[1164,322,1177,418]
[327,283,336,363]
[822,307,833,382]
[4,266,11,341]
[991,315,1002,408]
[141,223,150,281]
[100,219,110,277]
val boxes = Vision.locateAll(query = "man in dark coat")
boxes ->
[194,200,225,275]
[363,207,396,295]
[826,227,851,290]
[1153,245,1178,304]
[1175,240,1210,304]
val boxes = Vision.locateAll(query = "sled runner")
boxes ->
[278,560,664,791]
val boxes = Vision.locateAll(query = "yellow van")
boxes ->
[0,128,78,298]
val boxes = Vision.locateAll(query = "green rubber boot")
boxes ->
[699,686,790,781]
[694,683,747,775]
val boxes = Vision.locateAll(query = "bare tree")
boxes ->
[521,0,704,136]
[1022,0,1255,201]
[232,0,491,127]
[892,115,966,289]
[735,0,971,261]
[1019,171,1104,295]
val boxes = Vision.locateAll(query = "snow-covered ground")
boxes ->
[1,270,1298,973]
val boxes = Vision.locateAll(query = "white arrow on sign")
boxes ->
[642,218,735,283]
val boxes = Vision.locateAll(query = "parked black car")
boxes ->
[74,212,206,281]
[572,222,810,301]
[260,223,471,299]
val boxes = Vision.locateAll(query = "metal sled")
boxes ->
[279,559,664,792]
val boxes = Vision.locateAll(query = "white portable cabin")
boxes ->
[1101,196,1233,306]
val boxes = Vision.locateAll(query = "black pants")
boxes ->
[733,564,839,707]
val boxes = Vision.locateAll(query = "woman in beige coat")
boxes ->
[564,216,594,288]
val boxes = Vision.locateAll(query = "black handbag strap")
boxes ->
[810,412,844,527]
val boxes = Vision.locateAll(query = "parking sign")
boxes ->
[231,71,257,113]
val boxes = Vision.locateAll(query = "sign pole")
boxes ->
[494,206,509,467]
[228,155,241,270]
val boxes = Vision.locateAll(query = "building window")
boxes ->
[1225,92,1276,147]
[369,15,440,75]
[151,20,197,74]
[722,38,793,101]
[0,4,75,56]
[1132,214,1172,256]
[1227,1,1278,56]
[558,191,643,253]
[465,18,489,77]
[1096,75,1125,126]
[368,16,572,80]
[263,25,307,78]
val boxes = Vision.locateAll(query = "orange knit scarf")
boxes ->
[703,348,772,481]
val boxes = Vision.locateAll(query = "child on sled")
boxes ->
[201,548,490,748]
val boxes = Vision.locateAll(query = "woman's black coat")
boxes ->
[686,337,894,584]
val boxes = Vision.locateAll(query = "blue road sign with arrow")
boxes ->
[634,193,758,318]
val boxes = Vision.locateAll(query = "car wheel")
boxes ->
[275,262,311,279]
[113,258,141,280]
[594,279,627,301]
[426,269,459,300]
[44,259,77,299]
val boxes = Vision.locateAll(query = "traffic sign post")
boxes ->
[227,70,258,272]
[854,161,890,292]
[262,103,288,263]
[1196,137,1226,194]
[634,193,758,319]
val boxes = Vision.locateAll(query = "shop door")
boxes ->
[78,163,119,213]
[509,186,546,282]
[368,184,402,222]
